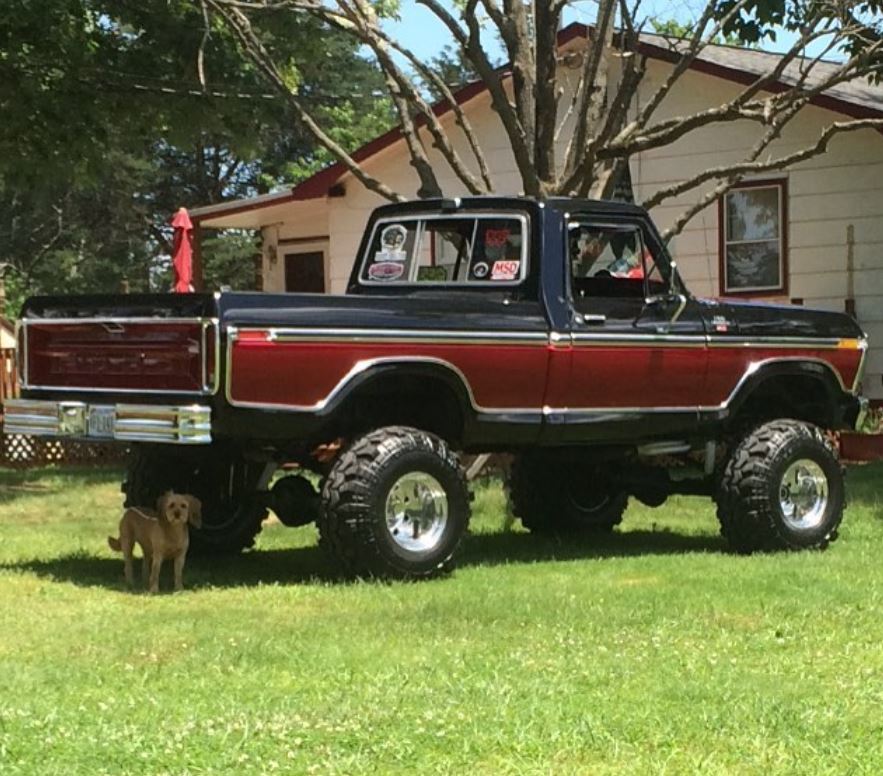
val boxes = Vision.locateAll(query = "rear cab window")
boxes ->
[360,214,528,286]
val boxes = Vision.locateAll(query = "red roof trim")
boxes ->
[194,21,881,222]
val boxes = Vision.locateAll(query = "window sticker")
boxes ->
[375,224,408,262]
[368,261,405,281]
[472,261,489,279]
[491,260,520,281]
[484,228,511,248]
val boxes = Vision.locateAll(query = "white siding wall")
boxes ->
[267,57,883,398]
[633,62,883,397]
[260,200,330,291]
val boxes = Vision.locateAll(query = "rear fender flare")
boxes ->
[315,357,477,421]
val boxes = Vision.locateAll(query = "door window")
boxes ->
[568,223,665,310]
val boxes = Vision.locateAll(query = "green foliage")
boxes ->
[650,17,746,47]
[3,465,883,772]
[0,0,391,308]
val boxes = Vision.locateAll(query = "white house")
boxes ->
[190,23,883,399]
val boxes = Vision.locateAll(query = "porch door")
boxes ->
[285,251,325,293]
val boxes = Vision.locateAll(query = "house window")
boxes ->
[719,180,787,295]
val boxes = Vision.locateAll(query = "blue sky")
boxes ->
[386,1,835,65]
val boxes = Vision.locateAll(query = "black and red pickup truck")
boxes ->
[4,197,869,578]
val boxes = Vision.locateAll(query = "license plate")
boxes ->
[88,406,116,438]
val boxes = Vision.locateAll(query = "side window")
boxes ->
[568,223,666,306]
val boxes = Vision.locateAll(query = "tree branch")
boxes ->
[417,0,538,194]
[659,118,883,242]
[206,0,405,202]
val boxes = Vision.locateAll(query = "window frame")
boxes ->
[718,178,789,297]
[358,211,530,288]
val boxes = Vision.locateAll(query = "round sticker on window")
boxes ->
[378,224,408,262]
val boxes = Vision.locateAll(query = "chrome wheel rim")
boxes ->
[385,472,448,552]
[779,459,829,531]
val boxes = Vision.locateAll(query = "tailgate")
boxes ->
[19,294,218,395]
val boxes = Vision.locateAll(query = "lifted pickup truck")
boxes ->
[5,197,869,578]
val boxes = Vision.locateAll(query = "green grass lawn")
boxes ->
[1,463,883,775]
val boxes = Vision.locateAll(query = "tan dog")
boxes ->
[108,491,202,593]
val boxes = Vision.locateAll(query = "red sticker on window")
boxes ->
[491,260,520,280]
[368,261,405,281]
[485,229,511,248]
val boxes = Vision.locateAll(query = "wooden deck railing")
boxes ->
[0,348,18,407]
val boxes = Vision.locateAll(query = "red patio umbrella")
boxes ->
[171,207,194,293]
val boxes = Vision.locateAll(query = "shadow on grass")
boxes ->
[0,466,125,504]
[1,527,725,591]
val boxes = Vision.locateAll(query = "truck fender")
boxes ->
[724,358,847,424]
[313,357,476,420]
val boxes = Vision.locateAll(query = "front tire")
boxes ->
[715,420,844,553]
[317,427,470,579]
[508,454,628,534]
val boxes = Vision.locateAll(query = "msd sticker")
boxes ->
[368,261,405,281]
[491,260,520,281]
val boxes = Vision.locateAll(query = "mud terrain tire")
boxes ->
[318,427,469,579]
[716,420,844,554]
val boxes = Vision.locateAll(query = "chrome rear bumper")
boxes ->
[2,400,212,445]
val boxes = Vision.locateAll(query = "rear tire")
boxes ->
[508,453,628,534]
[317,426,470,579]
[715,420,844,553]
[123,446,269,555]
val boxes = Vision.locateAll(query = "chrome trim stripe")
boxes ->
[15,318,27,388]
[571,332,706,347]
[706,336,853,349]
[21,316,212,325]
[21,316,219,396]
[238,326,861,351]
[259,327,548,347]
[2,399,212,444]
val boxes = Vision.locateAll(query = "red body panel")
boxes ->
[229,333,862,412]
[26,322,206,393]
[704,346,860,404]
[563,346,708,408]
[229,337,551,410]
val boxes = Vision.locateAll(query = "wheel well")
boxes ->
[326,371,467,444]
[729,372,839,430]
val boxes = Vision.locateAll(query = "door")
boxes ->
[546,216,709,441]
[285,251,325,293]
